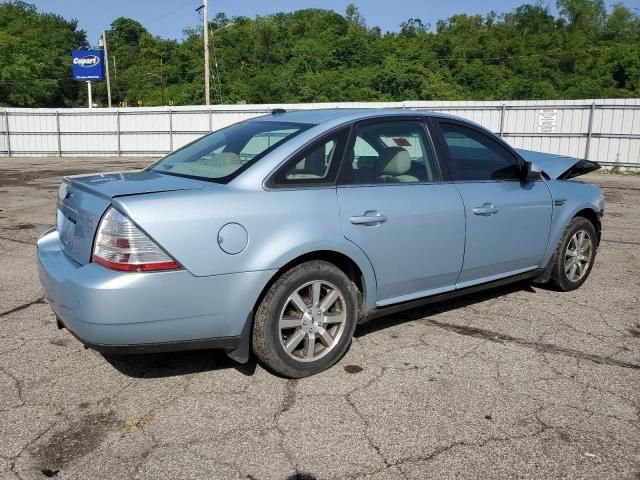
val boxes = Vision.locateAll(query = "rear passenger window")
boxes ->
[271,129,349,186]
[439,122,522,181]
[344,121,441,185]
[239,128,299,161]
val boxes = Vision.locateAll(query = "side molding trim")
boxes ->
[363,269,544,322]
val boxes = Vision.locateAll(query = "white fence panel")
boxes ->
[1,100,638,166]
[172,110,208,132]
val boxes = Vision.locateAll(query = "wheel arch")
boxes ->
[574,207,602,246]
[253,248,376,320]
[536,203,602,285]
[228,245,376,365]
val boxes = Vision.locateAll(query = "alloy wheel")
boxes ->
[564,230,593,282]
[278,280,347,362]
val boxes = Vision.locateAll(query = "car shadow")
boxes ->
[102,348,258,379]
[102,280,537,379]
[355,280,537,338]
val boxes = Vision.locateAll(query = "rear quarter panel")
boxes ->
[113,187,378,311]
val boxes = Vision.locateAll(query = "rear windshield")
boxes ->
[150,120,310,182]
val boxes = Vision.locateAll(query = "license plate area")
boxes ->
[57,209,76,249]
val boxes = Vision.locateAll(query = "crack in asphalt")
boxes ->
[426,319,640,371]
[0,364,25,411]
[273,379,301,477]
[394,414,553,472]
[0,297,45,318]
[344,367,407,478]
[280,379,298,415]
[8,418,60,480]
[338,370,555,479]
[0,235,36,246]
[601,239,640,246]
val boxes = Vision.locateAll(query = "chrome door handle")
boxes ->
[472,203,499,216]
[350,211,387,225]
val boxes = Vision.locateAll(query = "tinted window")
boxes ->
[239,128,299,160]
[151,121,308,182]
[272,129,349,186]
[344,121,441,185]
[440,122,521,181]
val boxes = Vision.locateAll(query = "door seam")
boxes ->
[453,183,468,286]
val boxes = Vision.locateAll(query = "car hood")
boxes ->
[516,149,601,180]
[66,169,210,200]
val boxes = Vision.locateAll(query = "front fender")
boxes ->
[541,180,604,268]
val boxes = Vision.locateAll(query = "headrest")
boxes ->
[304,148,325,173]
[377,147,411,176]
[200,152,242,166]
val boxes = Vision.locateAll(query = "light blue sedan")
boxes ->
[37,109,603,377]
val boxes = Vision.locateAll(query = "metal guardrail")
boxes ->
[1,102,639,167]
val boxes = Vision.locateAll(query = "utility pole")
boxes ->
[102,31,112,107]
[160,57,164,106]
[203,0,210,105]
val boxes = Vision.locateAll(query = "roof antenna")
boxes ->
[271,108,286,115]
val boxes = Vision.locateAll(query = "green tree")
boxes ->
[1,2,639,107]
[557,0,606,34]
[0,1,87,107]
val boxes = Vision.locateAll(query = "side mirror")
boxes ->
[522,161,542,181]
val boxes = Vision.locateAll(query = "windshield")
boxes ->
[150,120,310,182]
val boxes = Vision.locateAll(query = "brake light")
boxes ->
[92,207,180,272]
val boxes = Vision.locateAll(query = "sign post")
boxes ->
[72,49,105,108]
[87,81,93,109]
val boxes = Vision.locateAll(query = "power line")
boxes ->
[148,1,198,24]
[0,78,73,84]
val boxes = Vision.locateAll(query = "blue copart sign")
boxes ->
[72,50,105,80]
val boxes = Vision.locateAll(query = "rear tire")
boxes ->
[252,261,358,378]
[549,217,597,291]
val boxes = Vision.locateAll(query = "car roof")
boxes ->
[252,108,466,126]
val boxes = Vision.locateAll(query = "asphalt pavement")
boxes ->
[0,156,638,480]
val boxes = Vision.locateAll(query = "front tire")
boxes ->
[549,217,598,291]
[252,261,358,378]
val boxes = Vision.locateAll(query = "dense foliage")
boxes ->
[0,1,87,106]
[1,0,638,107]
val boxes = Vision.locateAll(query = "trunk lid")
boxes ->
[516,149,601,180]
[57,170,207,265]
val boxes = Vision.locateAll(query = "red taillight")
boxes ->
[92,256,180,272]
[92,207,180,272]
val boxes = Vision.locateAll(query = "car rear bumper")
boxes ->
[54,314,241,354]
[37,228,275,354]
